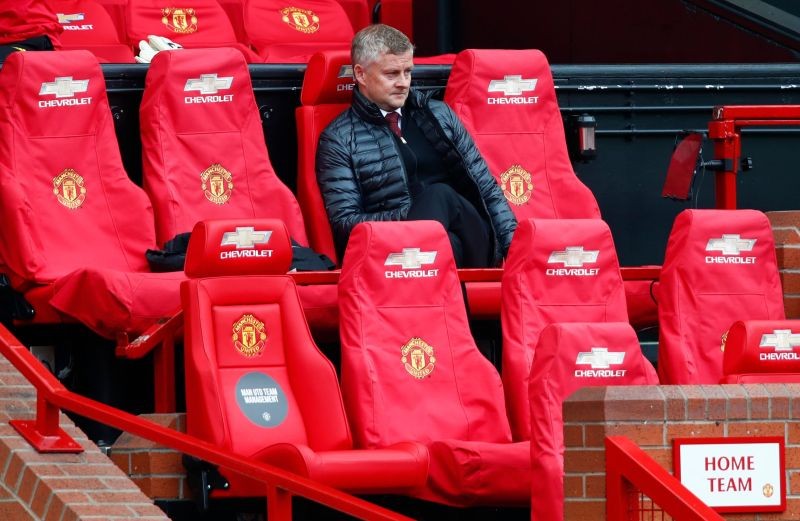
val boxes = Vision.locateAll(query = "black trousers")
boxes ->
[407,183,492,268]
[0,35,54,62]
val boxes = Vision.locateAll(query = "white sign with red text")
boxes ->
[674,437,785,513]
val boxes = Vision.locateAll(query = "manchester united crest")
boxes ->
[763,483,774,498]
[232,314,267,357]
[161,8,197,34]
[281,7,320,34]
[53,168,86,209]
[401,337,436,379]
[200,163,233,204]
[500,164,533,205]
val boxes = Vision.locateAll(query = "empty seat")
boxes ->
[296,50,353,264]
[335,0,370,31]
[125,0,261,62]
[529,322,658,521]
[657,209,785,384]
[50,0,135,62]
[244,0,353,63]
[501,218,628,440]
[721,320,800,383]
[216,0,249,47]
[0,50,183,338]
[338,220,530,506]
[140,46,308,247]
[444,49,600,220]
[182,218,427,498]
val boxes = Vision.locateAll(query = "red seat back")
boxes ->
[51,0,135,62]
[125,0,259,61]
[140,47,308,247]
[529,322,658,521]
[182,218,352,461]
[244,0,353,63]
[657,209,786,384]
[444,49,600,220]
[721,320,800,383]
[334,0,370,31]
[501,218,628,440]
[0,50,156,288]
[338,220,512,448]
[296,50,354,264]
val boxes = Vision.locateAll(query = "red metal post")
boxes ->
[267,485,293,520]
[153,335,176,413]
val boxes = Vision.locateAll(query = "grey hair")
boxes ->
[351,24,414,67]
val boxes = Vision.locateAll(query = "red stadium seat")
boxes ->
[125,0,261,62]
[338,220,530,506]
[94,0,128,41]
[296,50,353,264]
[244,0,353,63]
[139,47,341,334]
[182,218,428,498]
[501,218,629,440]
[216,0,249,47]
[0,50,183,338]
[335,0,370,30]
[657,209,786,384]
[50,0,135,62]
[140,47,308,248]
[721,320,800,383]
[445,49,600,220]
[529,322,658,521]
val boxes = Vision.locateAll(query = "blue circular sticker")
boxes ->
[234,372,288,428]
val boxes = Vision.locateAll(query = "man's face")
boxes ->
[354,51,413,111]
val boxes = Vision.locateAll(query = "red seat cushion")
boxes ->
[125,0,260,62]
[720,320,800,383]
[501,218,628,440]
[51,0,135,62]
[244,0,353,63]
[529,322,658,521]
[445,49,600,220]
[182,218,427,497]
[140,47,308,247]
[338,220,529,505]
[657,209,785,384]
[0,50,181,337]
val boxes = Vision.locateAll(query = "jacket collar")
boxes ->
[352,86,425,125]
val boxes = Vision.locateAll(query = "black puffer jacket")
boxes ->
[316,87,517,264]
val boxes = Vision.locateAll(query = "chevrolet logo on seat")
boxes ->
[57,13,85,23]
[705,234,757,264]
[488,75,537,96]
[221,227,271,249]
[39,77,89,98]
[338,65,354,78]
[185,74,233,94]
[384,248,438,278]
[575,347,626,377]
[759,329,800,361]
[546,246,599,276]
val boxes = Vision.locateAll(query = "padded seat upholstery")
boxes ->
[721,320,800,383]
[657,209,786,384]
[125,0,261,62]
[140,47,308,247]
[245,0,353,63]
[182,218,427,497]
[529,322,658,521]
[50,0,135,62]
[338,220,530,506]
[501,218,628,440]
[0,50,183,338]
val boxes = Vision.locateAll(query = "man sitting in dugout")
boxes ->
[316,24,516,267]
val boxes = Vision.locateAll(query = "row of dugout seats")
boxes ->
[48,0,415,63]
[2,45,799,519]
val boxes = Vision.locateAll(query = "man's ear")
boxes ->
[353,63,366,87]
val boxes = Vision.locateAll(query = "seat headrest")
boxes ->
[445,48,557,134]
[300,50,354,105]
[0,50,107,138]
[723,320,800,376]
[339,221,459,308]
[666,209,779,292]
[505,218,625,304]
[185,219,292,278]
[145,47,253,133]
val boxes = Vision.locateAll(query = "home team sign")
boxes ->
[673,437,785,513]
